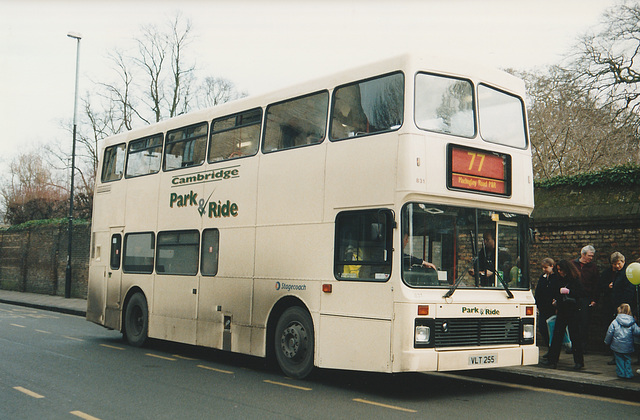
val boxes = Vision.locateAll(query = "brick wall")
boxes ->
[529,183,640,352]
[0,222,90,298]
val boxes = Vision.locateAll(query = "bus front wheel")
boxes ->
[124,293,148,347]
[274,306,314,379]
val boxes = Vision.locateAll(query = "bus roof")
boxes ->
[100,52,525,147]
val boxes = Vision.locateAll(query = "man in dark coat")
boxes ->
[572,245,598,353]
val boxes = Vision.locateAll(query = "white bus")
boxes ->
[87,54,538,379]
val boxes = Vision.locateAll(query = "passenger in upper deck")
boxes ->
[331,84,369,139]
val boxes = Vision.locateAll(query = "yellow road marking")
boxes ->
[263,380,312,391]
[146,353,176,361]
[353,398,417,413]
[14,386,44,399]
[10,323,26,328]
[35,329,51,334]
[198,364,234,374]
[100,344,125,350]
[63,336,85,342]
[428,372,640,407]
[70,410,101,420]
[173,354,197,360]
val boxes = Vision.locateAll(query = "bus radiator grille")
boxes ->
[434,317,520,348]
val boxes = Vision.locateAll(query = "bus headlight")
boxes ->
[521,319,535,345]
[416,326,430,342]
[414,319,435,348]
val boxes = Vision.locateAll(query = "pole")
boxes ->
[65,32,81,298]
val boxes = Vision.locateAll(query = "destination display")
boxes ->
[448,145,511,196]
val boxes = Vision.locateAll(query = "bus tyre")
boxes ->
[274,306,314,379]
[124,293,148,347]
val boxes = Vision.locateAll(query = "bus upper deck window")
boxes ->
[330,72,404,140]
[209,108,262,162]
[126,134,163,178]
[263,91,328,153]
[415,73,475,138]
[164,122,208,171]
[478,84,527,149]
[101,143,126,182]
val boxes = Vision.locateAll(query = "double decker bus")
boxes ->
[87,54,537,379]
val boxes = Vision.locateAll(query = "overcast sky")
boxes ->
[0,0,613,173]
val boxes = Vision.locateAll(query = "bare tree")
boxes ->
[517,66,639,180]
[0,150,68,225]
[572,0,640,126]
[198,76,247,108]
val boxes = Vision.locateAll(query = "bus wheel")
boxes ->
[124,293,148,347]
[274,306,314,379]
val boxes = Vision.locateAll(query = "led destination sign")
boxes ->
[447,145,511,196]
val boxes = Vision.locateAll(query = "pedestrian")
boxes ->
[600,252,628,365]
[604,303,640,379]
[611,253,636,314]
[535,258,558,352]
[541,259,586,370]
[572,245,599,353]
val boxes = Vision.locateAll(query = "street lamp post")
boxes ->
[65,32,81,299]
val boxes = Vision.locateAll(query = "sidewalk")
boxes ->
[0,289,86,317]
[1,289,640,401]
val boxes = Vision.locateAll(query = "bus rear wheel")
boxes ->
[124,293,148,347]
[274,306,314,379]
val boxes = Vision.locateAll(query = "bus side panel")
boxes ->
[324,133,398,210]
[86,258,107,326]
[317,315,392,372]
[197,276,254,353]
[93,185,126,229]
[318,281,393,371]
[151,274,198,344]
[256,144,326,226]
[125,177,160,232]
[196,225,256,351]
[254,224,332,281]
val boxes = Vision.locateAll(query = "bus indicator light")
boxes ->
[322,284,332,293]
[526,306,534,316]
[417,305,429,316]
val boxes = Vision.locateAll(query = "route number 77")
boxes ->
[467,152,486,172]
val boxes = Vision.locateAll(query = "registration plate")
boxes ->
[468,354,497,366]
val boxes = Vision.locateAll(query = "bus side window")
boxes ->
[110,234,122,270]
[164,122,208,171]
[101,143,126,182]
[156,230,199,276]
[123,232,155,274]
[209,109,262,162]
[334,209,392,282]
[201,229,219,276]
[330,72,404,140]
[126,134,163,178]
[263,91,328,153]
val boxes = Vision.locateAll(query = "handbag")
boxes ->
[546,315,572,349]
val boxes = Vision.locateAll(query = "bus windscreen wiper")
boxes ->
[443,257,476,299]
[496,270,514,299]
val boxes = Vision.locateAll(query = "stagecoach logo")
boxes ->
[171,166,240,187]
[169,189,239,219]
[275,281,307,291]
[462,306,500,316]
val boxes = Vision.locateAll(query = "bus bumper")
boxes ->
[398,345,539,372]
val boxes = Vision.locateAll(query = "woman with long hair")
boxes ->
[541,259,587,370]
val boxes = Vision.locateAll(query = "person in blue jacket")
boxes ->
[604,303,640,379]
